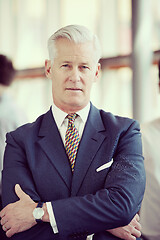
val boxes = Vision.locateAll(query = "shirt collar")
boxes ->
[51,102,90,129]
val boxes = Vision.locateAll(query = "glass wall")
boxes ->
[0,0,160,122]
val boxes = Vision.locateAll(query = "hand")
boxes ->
[107,214,141,240]
[0,184,37,238]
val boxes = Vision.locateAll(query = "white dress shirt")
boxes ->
[46,102,93,239]
[140,118,160,240]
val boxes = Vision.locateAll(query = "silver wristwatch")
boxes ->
[33,201,44,223]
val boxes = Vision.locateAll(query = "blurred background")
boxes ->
[0,0,160,123]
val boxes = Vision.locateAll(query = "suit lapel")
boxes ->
[37,109,72,190]
[36,106,108,195]
[71,104,107,196]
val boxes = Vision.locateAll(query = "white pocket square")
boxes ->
[96,159,113,172]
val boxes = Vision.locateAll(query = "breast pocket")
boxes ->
[96,159,113,172]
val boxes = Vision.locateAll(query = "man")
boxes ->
[0,25,145,240]
[140,61,160,240]
[0,54,27,240]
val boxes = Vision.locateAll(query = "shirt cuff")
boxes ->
[87,234,94,240]
[46,202,58,234]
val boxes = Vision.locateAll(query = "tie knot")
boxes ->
[67,113,77,124]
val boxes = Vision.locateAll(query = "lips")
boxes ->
[66,88,82,91]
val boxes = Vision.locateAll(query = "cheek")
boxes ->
[52,74,63,88]
[85,75,95,88]
[52,80,61,98]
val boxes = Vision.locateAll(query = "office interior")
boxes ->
[0,0,160,124]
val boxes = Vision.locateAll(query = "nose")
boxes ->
[69,68,81,82]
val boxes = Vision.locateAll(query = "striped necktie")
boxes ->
[65,113,80,172]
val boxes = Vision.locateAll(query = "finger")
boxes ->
[6,228,15,238]
[130,236,136,240]
[131,227,141,238]
[2,225,7,232]
[130,214,140,227]
[0,208,6,218]
[131,217,141,231]
[124,231,136,240]
[135,221,141,231]
[0,216,8,225]
[135,213,140,221]
[3,222,11,231]
[15,184,30,200]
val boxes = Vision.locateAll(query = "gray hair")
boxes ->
[48,25,101,63]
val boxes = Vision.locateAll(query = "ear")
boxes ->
[45,59,52,79]
[93,63,101,83]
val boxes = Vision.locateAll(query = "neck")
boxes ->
[54,102,89,114]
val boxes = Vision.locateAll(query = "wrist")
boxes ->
[33,202,44,223]
[42,203,49,222]
[33,206,38,225]
[32,202,50,223]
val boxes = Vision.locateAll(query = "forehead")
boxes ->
[54,38,96,63]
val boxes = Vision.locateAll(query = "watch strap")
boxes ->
[37,201,44,208]
[36,201,44,223]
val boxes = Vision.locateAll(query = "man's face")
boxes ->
[45,38,100,113]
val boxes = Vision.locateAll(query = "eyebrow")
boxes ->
[61,61,90,65]
[80,62,90,65]
[61,61,72,63]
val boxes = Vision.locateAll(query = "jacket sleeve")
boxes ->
[2,133,55,240]
[2,132,40,206]
[50,120,146,239]
[2,120,146,240]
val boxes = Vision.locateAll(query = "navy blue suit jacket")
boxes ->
[2,104,145,240]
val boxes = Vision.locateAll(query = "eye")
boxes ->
[61,64,69,68]
[80,65,89,70]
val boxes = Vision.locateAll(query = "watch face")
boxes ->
[33,207,44,220]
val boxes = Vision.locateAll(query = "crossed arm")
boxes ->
[0,184,141,239]
[0,120,145,239]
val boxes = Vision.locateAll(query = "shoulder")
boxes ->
[90,104,140,140]
[6,109,52,142]
[99,108,139,132]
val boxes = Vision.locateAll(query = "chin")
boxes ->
[67,101,86,111]
[67,97,83,106]
[69,101,82,107]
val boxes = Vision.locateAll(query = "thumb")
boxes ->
[15,184,30,200]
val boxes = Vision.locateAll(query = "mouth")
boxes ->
[65,88,82,92]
